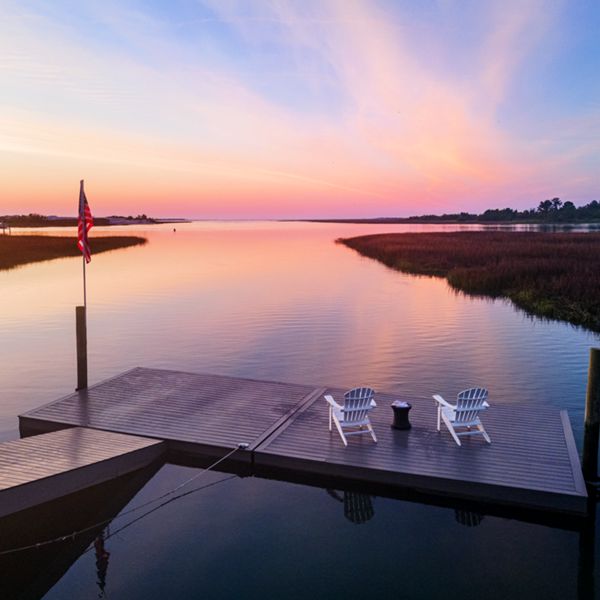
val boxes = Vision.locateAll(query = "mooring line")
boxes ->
[0,444,245,556]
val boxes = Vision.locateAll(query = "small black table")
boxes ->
[391,401,412,430]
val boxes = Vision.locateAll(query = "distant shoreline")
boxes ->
[339,231,600,332]
[0,216,190,228]
[295,218,600,225]
[0,235,147,271]
[293,199,600,224]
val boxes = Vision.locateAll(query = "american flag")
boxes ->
[77,179,94,263]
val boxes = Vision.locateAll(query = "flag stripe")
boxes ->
[77,180,94,263]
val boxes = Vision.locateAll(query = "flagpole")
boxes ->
[82,254,87,308]
[76,178,92,390]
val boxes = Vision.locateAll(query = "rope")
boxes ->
[0,445,242,557]
[103,445,241,519]
[83,474,238,554]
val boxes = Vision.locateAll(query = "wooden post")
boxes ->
[76,305,88,390]
[582,347,600,482]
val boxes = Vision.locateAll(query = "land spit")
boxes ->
[0,235,146,271]
[339,231,600,332]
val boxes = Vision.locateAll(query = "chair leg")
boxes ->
[333,416,348,446]
[478,424,491,444]
[368,423,377,443]
[329,405,332,431]
[437,405,441,432]
[442,414,461,446]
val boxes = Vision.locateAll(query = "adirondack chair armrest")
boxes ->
[324,394,342,410]
[433,394,453,408]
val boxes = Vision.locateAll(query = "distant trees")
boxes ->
[533,198,600,222]
[0,213,156,226]
[0,213,52,226]
[480,208,517,221]
[560,201,576,221]
[537,199,553,216]
[398,198,600,223]
[537,197,563,220]
[107,214,155,222]
[578,200,600,220]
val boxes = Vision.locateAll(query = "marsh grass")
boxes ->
[0,235,147,271]
[339,231,600,332]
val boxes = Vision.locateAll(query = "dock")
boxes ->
[0,426,164,518]
[19,367,587,516]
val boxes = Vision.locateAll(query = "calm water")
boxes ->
[1,222,598,599]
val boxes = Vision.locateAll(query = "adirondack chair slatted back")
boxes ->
[343,387,374,423]
[455,387,488,423]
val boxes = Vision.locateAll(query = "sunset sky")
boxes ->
[1,0,599,218]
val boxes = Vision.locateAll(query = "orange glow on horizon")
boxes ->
[1,1,598,218]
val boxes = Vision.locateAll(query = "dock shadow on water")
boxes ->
[0,463,159,600]
[3,456,597,600]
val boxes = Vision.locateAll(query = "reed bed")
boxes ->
[339,231,600,332]
[0,235,146,271]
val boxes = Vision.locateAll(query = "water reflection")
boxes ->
[1,222,600,597]
[0,463,159,600]
[93,531,110,598]
[1,222,598,442]
[1,455,596,599]
[326,489,375,525]
[454,509,484,527]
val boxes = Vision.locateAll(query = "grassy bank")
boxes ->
[0,235,147,271]
[339,231,600,332]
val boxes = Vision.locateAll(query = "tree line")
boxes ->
[0,213,155,226]
[405,198,600,223]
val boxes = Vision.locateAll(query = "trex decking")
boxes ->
[0,427,164,518]
[19,368,320,460]
[19,367,588,516]
[254,388,587,514]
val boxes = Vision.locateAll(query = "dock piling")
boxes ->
[582,347,600,483]
[76,305,88,390]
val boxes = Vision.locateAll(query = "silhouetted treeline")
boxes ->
[306,198,600,224]
[0,213,109,226]
[0,213,156,226]
[409,198,600,223]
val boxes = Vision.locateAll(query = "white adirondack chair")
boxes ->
[433,387,491,446]
[324,387,378,446]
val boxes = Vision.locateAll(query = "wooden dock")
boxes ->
[0,426,164,518]
[19,367,588,516]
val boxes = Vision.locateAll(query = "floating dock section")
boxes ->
[0,426,164,518]
[19,367,588,516]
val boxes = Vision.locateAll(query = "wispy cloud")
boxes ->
[0,0,597,217]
